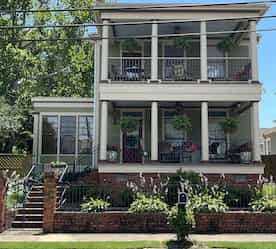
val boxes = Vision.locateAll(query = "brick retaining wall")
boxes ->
[52,211,276,233]
[195,212,276,233]
[53,211,171,233]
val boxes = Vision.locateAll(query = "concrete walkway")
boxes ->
[1,229,276,242]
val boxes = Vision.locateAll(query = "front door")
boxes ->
[122,112,143,163]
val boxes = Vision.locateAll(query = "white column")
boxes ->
[200,21,208,81]
[32,113,39,164]
[251,102,261,162]
[100,101,108,161]
[201,102,209,161]
[151,21,158,81]
[250,20,258,81]
[101,20,109,81]
[151,101,158,161]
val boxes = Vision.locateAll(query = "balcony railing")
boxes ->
[108,57,151,81]
[107,57,251,82]
[158,57,201,81]
[208,57,251,81]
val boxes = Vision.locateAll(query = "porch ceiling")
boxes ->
[111,101,248,109]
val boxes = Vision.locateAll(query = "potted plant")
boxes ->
[45,161,67,175]
[120,117,138,133]
[240,143,252,163]
[172,114,192,140]
[121,38,140,51]
[174,37,191,49]
[167,205,194,249]
[107,145,119,162]
[216,37,237,53]
[219,117,239,159]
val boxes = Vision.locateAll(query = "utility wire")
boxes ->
[1,27,276,43]
[1,14,276,30]
[0,0,275,13]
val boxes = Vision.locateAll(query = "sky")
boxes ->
[114,0,276,128]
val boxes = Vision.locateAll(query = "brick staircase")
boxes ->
[12,185,63,229]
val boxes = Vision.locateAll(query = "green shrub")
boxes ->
[188,187,228,213]
[250,197,276,212]
[6,173,25,209]
[129,194,168,213]
[168,205,194,242]
[249,183,276,212]
[224,186,254,209]
[81,197,110,212]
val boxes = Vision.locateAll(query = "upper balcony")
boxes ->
[97,3,268,84]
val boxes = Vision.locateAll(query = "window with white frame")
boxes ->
[40,114,93,162]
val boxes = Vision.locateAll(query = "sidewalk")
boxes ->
[1,229,276,242]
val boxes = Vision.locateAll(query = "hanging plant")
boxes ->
[120,117,138,133]
[172,114,192,138]
[174,37,191,49]
[219,117,239,134]
[216,37,237,53]
[121,38,140,51]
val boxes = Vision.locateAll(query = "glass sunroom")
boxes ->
[32,97,94,170]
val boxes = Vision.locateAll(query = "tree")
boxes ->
[0,0,101,153]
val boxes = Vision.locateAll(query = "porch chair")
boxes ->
[172,64,193,81]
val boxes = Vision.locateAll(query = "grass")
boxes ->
[207,242,276,249]
[0,241,165,249]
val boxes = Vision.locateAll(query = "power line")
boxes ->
[1,13,276,30]
[0,0,275,13]
[1,27,276,43]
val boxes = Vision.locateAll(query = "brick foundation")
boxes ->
[0,171,7,232]
[53,211,171,233]
[195,212,276,233]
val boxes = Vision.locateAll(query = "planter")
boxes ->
[240,151,252,163]
[44,164,66,176]
[107,150,118,162]
[167,240,194,249]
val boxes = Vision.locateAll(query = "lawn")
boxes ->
[207,242,276,249]
[0,241,165,249]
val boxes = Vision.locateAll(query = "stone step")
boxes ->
[28,191,44,197]
[12,221,42,229]
[17,208,43,214]
[14,214,43,222]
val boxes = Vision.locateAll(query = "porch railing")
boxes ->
[208,57,251,81]
[108,57,151,81]
[158,57,201,81]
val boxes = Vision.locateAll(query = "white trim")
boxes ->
[98,163,264,174]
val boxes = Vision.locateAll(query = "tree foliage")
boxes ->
[0,0,100,152]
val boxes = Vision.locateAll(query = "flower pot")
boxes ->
[107,150,118,162]
[167,240,194,249]
[240,151,252,163]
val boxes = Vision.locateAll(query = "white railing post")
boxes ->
[201,101,209,161]
[251,102,261,162]
[101,20,109,81]
[100,101,108,161]
[151,101,158,160]
[250,20,258,81]
[200,21,208,81]
[151,21,158,81]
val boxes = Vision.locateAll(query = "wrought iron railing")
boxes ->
[108,57,151,81]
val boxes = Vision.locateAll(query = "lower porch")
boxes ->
[99,100,261,167]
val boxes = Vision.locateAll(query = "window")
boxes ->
[78,116,93,154]
[60,116,76,154]
[42,116,58,154]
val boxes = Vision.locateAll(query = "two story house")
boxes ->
[32,2,269,186]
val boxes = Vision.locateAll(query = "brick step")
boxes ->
[14,214,43,222]
[27,196,44,202]
[12,221,42,229]
[24,202,44,208]
[28,191,44,197]
[17,208,43,214]
[32,185,64,191]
